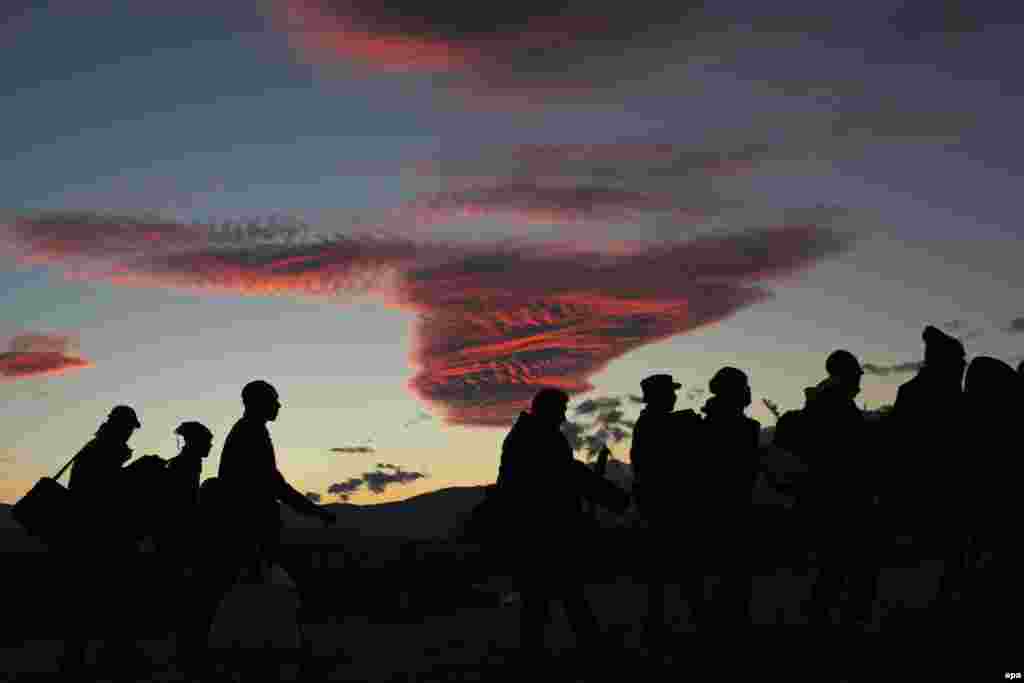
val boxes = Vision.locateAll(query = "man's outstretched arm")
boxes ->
[273,469,334,524]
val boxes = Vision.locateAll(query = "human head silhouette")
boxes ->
[175,421,213,458]
[97,405,141,443]
[826,349,864,399]
[640,373,680,412]
[530,388,569,428]
[242,380,281,422]
[922,325,966,385]
[708,367,751,410]
[965,356,1017,405]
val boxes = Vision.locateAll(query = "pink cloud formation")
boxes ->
[397,225,850,426]
[0,332,93,380]
[2,208,851,424]
[270,0,700,92]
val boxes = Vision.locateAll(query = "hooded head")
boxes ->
[922,325,967,386]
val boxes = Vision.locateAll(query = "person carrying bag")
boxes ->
[12,452,79,549]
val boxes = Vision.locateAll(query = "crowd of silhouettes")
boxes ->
[47,322,1024,678]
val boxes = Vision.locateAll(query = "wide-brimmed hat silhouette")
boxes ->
[640,374,681,402]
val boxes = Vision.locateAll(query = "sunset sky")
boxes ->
[2,1,1022,505]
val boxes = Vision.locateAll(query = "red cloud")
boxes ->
[0,333,93,380]
[398,225,850,426]
[275,0,480,72]
[2,212,851,424]
[270,0,698,93]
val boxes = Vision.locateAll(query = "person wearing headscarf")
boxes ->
[884,325,968,630]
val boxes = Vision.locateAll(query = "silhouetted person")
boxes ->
[168,422,212,507]
[794,351,877,628]
[147,422,213,670]
[962,356,1022,636]
[885,325,967,628]
[694,367,760,630]
[498,388,603,663]
[219,380,336,563]
[630,374,695,645]
[61,405,148,677]
[185,381,334,678]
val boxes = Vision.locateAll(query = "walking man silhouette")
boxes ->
[185,381,334,678]
[497,387,604,665]
[797,351,878,629]
[630,374,695,645]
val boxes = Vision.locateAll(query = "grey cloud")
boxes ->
[327,477,365,501]
[862,361,924,377]
[362,464,428,494]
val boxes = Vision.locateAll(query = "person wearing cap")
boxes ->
[149,421,215,677]
[629,373,697,645]
[497,387,604,663]
[630,373,685,520]
[792,350,878,629]
[68,405,141,501]
[167,421,213,509]
[152,421,214,558]
[61,405,147,676]
[693,367,761,630]
[884,325,968,631]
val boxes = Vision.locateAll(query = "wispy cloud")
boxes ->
[362,464,427,494]
[861,361,924,377]
[329,446,376,454]
[0,332,93,380]
[403,409,432,428]
[324,464,428,500]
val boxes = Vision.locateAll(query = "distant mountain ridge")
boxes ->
[0,485,490,551]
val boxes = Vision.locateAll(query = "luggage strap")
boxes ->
[51,452,80,482]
